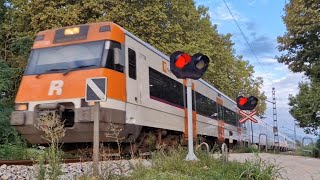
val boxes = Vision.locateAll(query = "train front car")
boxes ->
[10,22,128,144]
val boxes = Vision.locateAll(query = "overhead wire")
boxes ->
[220,0,297,130]
[221,0,275,87]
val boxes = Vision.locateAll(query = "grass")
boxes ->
[130,147,282,180]
[0,144,42,160]
[292,145,320,158]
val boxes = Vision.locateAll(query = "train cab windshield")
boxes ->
[25,40,124,75]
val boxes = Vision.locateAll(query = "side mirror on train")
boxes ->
[236,96,258,110]
[170,51,209,80]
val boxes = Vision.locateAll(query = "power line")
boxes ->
[221,0,293,109]
[221,0,274,86]
[220,1,300,136]
[220,0,296,135]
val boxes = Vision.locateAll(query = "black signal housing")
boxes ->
[170,51,209,80]
[236,96,258,111]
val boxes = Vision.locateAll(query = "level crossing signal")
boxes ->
[170,51,209,80]
[170,50,210,161]
[236,96,258,111]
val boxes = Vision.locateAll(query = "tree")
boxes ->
[278,0,320,135]
[277,0,320,77]
[0,61,24,145]
[1,0,267,115]
[288,82,320,136]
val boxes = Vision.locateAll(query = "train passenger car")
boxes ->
[244,116,296,151]
[10,22,293,152]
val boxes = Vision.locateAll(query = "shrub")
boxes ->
[0,144,42,160]
[130,147,281,180]
[34,113,65,180]
[312,148,319,158]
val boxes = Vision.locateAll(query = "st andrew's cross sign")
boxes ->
[238,110,258,124]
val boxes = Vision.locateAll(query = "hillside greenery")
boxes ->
[0,0,267,144]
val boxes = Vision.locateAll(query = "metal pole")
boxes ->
[93,102,100,175]
[185,79,198,161]
[251,120,253,144]
[294,124,297,143]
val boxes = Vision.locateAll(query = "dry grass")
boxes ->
[34,112,65,180]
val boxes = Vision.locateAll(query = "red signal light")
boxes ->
[175,53,191,69]
[236,96,258,110]
[239,97,248,106]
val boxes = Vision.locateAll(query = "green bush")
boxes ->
[130,147,282,180]
[0,60,25,146]
[0,144,42,160]
[295,145,318,157]
[312,148,319,158]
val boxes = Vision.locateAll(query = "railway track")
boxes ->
[0,159,89,166]
[0,152,152,166]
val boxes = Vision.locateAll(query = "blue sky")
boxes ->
[195,0,313,140]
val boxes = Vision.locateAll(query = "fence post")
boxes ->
[258,133,268,152]
[221,143,228,163]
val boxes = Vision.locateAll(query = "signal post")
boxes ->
[85,77,107,176]
[170,51,210,161]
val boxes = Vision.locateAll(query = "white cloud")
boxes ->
[246,0,270,6]
[209,2,246,22]
[273,65,286,71]
[259,72,310,136]
[260,57,278,65]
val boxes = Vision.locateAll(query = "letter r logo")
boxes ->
[48,80,64,96]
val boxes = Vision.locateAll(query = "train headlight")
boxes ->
[64,27,80,35]
[15,103,28,111]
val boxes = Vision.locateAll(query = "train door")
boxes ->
[125,36,147,105]
[137,53,147,105]
[126,47,138,104]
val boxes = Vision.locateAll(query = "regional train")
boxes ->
[10,22,295,152]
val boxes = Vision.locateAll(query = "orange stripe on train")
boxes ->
[15,68,126,103]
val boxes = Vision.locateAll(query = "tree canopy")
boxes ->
[278,0,320,135]
[0,0,267,140]
[277,0,320,77]
[289,82,320,135]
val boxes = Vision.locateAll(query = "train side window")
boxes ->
[218,104,224,120]
[195,92,218,119]
[149,67,184,107]
[101,41,124,73]
[128,48,136,79]
[224,107,237,126]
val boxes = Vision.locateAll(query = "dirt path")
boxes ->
[229,153,320,180]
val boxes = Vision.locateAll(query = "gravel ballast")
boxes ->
[0,159,151,180]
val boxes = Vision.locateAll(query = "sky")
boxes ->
[194,0,314,141]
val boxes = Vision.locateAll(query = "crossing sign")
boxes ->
[85,77,107,102]
[238,110,258,124]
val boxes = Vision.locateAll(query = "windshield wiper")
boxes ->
[63,65,97,76]
[36,68,68,78]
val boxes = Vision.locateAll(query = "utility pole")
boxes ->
[265,88,279,151]
[272,87,279,151]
